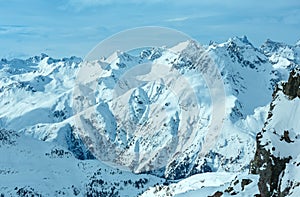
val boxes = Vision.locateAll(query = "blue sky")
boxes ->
[0,0,299,59]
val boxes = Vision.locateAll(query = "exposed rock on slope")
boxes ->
[250,69,300,197]
[282,70,300,99]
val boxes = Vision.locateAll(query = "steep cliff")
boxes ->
[251,69,300,197]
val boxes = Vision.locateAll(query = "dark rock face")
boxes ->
[250,132,291,197]
[250,70,300,197]
[208,191,223,197]
[241,178,253,191]
[282,70,300,99]
[0,129,19,146]
[165,156,194,180]
[67,125,95,160]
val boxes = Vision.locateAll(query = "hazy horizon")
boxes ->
[1,0,299,59]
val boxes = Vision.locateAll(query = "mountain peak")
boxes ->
[262,39,286,48]
[282,69,300,99]
[170,40,197,53]
[228,35,254,47]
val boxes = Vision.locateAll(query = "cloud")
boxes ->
[65,0,163,10]
[165,17,190,22]
[1,0,299,58]
[0,25,33,35]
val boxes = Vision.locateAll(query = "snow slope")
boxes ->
[0,129,164,196]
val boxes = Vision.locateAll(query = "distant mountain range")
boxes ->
[0,37,299,196]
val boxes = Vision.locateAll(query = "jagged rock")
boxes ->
[282,69,300,99]
[209,191,223,197]
[0,129,19,146]
[250,138,291,196]
[250,70,300,196]
[280,130,294,143]
[241,179,253,191]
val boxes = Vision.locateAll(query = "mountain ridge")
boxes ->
[0,36,299,196]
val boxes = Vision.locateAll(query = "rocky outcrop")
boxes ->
[0,129,19,147]
[250,133,291,197]
[282,69,300,99]
[250,69,300,197]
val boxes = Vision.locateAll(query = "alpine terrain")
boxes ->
[0,36,299,196]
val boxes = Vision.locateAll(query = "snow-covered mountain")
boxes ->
[250,69,300,196]
[0,37,299,196]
